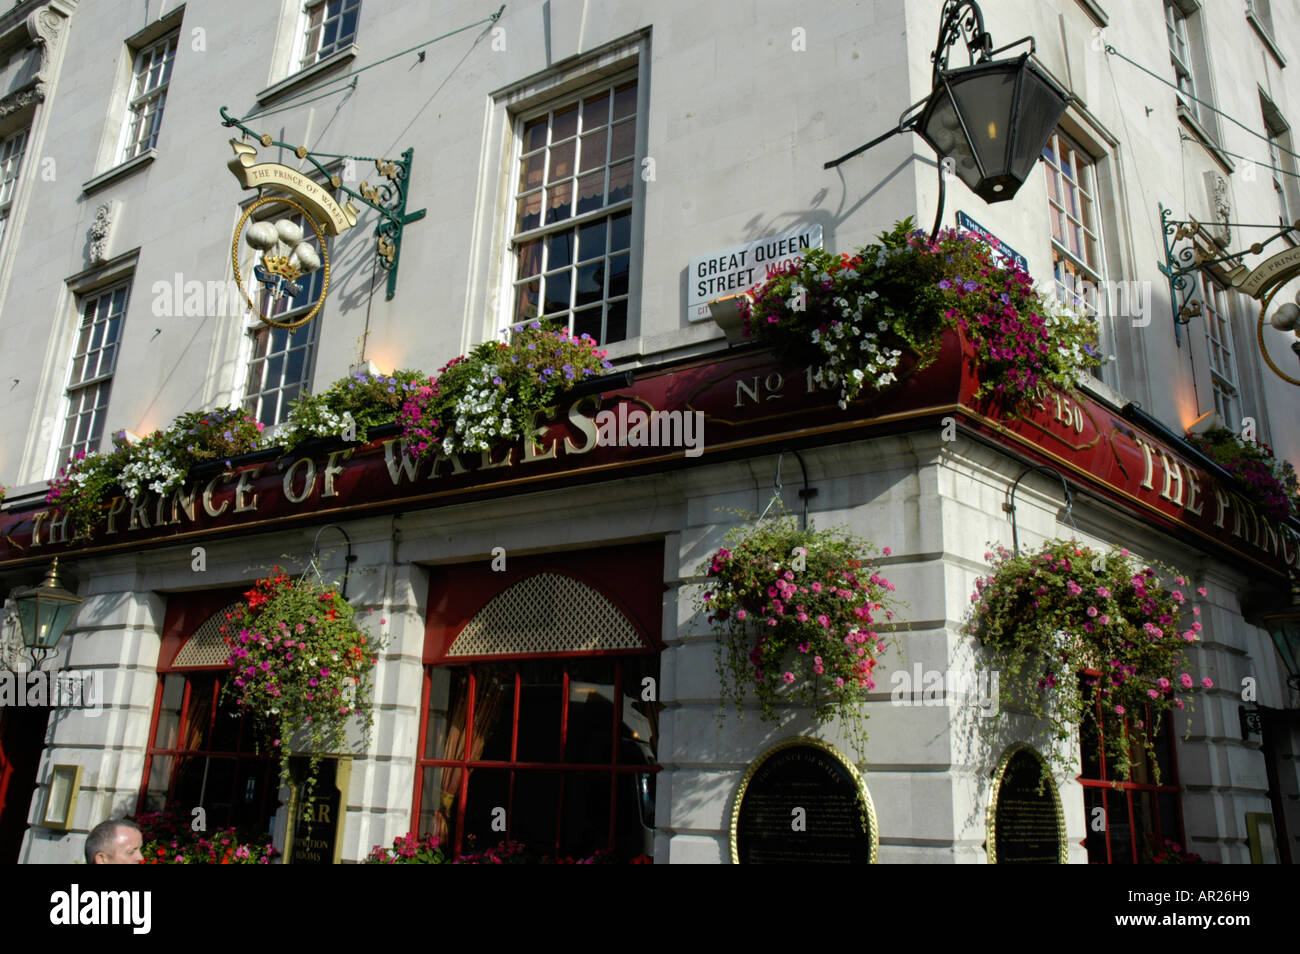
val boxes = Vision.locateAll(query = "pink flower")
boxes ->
[1147,689,1160,699]
[1096,586,1111,598]
[1114,705,1125,716]
[817,614,830,628]
[1179,673,1193,689]
[883,546,892,556]
[835,677,844,688]
[1157,677,1171,691]
[1086,606,1098,618]
[1201,677,1214,689]
[782,671,795,684]
[1175,699,1185,709]
[736,609,747,620]
[1066,580,1083,596]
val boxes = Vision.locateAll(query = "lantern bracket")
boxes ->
[218,106,427,301]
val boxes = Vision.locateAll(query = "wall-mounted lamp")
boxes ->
[6,558,83,670]
[825,0,1070,237]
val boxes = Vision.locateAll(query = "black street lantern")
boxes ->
[12,559,82,655]
[917,53,1070,204]
[825,0,1071,235]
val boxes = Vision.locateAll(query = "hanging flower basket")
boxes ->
[221,568,380,796]
[696,512,900,756]
[965,540,1213,781]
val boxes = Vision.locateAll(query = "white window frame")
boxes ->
[1261,97,1298,231]
[59,280,131,465]
[0,126,28,253]
[1199,274,1240,427]
[506,75,639,345]
[117,29,178,164]
[1165,2,1197,123]
[297,0,360,72]
[1044,130,1106,308]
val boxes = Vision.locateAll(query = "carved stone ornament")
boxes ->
[89,203,114,264]
[0,83,42,120]
[1206,171,1232,248]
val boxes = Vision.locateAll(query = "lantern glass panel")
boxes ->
[1009,66,1071,180]
[947,66,1017,181]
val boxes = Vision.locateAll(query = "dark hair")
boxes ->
[84,818,141,864]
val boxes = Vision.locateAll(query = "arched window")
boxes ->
[138,596,277,833]
[417,553,663,861]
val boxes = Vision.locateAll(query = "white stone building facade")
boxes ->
[0,0,1296,863]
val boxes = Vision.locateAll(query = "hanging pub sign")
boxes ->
[986,745,1067,863]
[284,756,351,865]
[227,139,360,329]
[730,737,877,864]
[687,225,823,321]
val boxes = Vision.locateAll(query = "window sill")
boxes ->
[256,45,358,107]
[1247,11,1286,68]
[82,149,157,195]
[1177,106,1234,176]
[1075,0,1108,28]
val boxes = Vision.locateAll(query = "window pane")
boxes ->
[552,105,579,142]
[582,93,610,129]
[516,661,564,762]
[548,140,575,182]
[564,659,616,764]
[542,271,571,316]
[509,770,559,854]
[546,230,575,270]
[578,220,607,262]
[517,239,543,279]
[610,121,635,161]
[610,210,631,252]
[576,173,605,216]
[575,262,603,306]
[613,82,636,120]
[545,181,573,224]
[518,152,544,193]
[608,161,633,204]
[605,298,628,342]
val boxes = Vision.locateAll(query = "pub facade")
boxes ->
[0,0,1298,864]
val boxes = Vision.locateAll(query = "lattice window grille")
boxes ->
[447,572,643,657]
[173,602,242,668]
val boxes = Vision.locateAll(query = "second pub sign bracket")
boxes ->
[219,106,427,301]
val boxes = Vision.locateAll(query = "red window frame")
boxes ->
[1077,669,1185,863]
[137,589,277,832]
[414,654,659,859]
[415,542,665,860]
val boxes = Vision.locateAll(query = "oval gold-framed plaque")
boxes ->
[231,195,331,330]
[729,736,878,864]
[986,743,1068,864]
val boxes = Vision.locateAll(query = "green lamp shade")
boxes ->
[13,561,82,651]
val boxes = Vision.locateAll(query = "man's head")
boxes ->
[85,818,143,864]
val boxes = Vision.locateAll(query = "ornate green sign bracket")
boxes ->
[1158,202,1296,346]
[219,106,427,300]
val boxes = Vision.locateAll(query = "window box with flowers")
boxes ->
[737,220,1108,413]
[965,540,1213,782]
[1186,428,1299,522]
[696,512,901,756]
